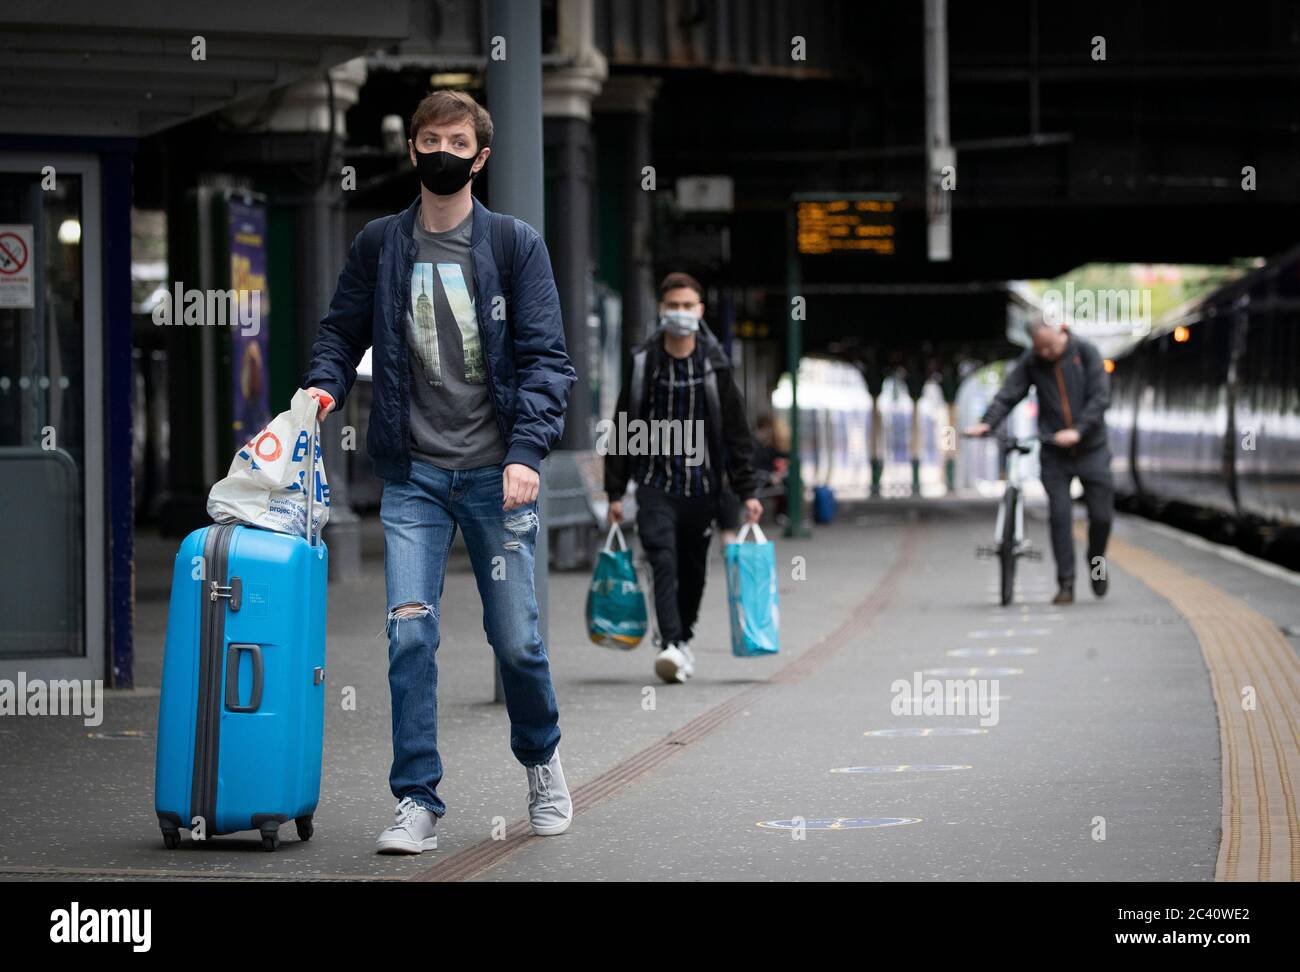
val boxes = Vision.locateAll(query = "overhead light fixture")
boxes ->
[381,114,406,154]
[1173,325,1190,343]
[430,73,476,88]
[58,218,81,245]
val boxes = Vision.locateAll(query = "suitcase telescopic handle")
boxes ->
[305,411,319,547]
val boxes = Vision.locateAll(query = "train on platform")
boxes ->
[1108,245,1300,564]
[771,357,952,501]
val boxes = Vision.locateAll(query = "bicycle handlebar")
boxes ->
[960,431,1050,453]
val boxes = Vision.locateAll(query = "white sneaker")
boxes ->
[655,643,690,684]
[375,796,438,854]
[679,642,696,678]
[526,749,573,836]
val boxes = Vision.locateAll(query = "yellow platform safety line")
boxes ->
[1097,529,1300,882]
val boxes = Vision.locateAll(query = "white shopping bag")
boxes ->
[207,388,329,540]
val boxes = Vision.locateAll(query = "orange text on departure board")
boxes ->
[797,199,897,255]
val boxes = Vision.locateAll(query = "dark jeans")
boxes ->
[636,485,716,645]
[1038,443,1115,587]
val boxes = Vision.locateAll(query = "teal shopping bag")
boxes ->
[724,522,781,657]
[586,523,648,649]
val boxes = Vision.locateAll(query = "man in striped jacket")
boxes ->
[605,272,762,684]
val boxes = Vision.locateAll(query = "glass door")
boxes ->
[0,154,102,677]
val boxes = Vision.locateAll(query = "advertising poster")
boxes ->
[228,198,270,441]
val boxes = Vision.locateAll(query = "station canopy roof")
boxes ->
[0,1,409,137]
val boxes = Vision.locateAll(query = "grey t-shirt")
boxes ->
[406,208,507,469]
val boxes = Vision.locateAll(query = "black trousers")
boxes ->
[1038,443,1115,587]
[636,486,716,646]
[715,487,741,532]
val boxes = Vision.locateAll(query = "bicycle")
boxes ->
[967,433,1045,605]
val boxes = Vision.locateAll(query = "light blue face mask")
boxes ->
[661,310,700,336]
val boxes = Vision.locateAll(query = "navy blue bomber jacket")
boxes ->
[303,194,576,482]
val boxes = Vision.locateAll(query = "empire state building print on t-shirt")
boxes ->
[408,261,486,386]
[410,264,441,383]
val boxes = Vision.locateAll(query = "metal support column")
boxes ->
[784,204,809,537]
[487,0,549,703]
[924,0,953,262]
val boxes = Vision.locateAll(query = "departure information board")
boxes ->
[796,196,898,256]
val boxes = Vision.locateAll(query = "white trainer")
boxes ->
[654,643,690,684]
[679,642,696,678]
[375,796,438,854]
[526,749,573,836]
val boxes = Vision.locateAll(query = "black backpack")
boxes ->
[489,211,518,338]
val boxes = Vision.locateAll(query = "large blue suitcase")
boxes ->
[154,521,328,851]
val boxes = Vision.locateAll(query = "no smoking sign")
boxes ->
[0,224,35,308]
[0,231,29,273]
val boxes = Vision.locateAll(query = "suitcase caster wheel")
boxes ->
[162,830,180,850]
[295,816,314,841]
[261,834,280,852]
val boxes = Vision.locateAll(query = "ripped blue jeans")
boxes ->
[380,460,560,817]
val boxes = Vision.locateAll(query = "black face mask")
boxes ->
[413,149,479,196]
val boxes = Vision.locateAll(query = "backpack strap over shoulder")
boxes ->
[489,211,518,301]
[702,362,729,490]
[357,215,394,283]
[489,211,518,339]
[629,347,649,420]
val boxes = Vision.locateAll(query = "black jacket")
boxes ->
[981,334,1111,453]
[603,328,759,501]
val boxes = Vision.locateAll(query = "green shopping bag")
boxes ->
[587,523,648,649]
[725,521,781,657]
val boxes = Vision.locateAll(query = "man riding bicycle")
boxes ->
[964,321,1114,605]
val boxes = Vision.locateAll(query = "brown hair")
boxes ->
[658,271,704,301]
[409,90,493,152]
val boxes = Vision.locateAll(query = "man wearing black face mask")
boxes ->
[303,90,577,854]
[604,272,762,685]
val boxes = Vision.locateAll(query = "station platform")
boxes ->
[2,500,1297,882]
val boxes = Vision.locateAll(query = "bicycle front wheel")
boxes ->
[999,487,1019,606]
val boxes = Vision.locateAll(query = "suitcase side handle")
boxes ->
[225,643,264,713]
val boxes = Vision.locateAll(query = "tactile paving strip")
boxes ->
[1103,532,1300,882]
